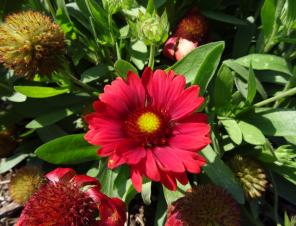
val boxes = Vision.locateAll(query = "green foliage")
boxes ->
[1,0,296,225]
[35,134,99,164]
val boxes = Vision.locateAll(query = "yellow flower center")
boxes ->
[137,112,160,133]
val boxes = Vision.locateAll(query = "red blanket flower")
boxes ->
[85,68,211,192]
[16,168,126,226]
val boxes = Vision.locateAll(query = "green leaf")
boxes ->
[261,0,277,42]
[247,64,256,104]
[85,0,112,43]
[81,64,110,83]
[252,145,296,186]
[0,153,29,174]
[114,59,138,78]
[214,65,233,111]
[168,41,224,94]
[201,145,245,204]
[219,117,242,145]
[141,181,152,205]
[260,0,285,52]
[202,10,247,25]
[224,60,267,99]
[130,40,149,70]
[274,174,296,206]
[98,161,135,200]
[154,189,167,226]
[235,54,292,76]
[0,140,39,174]
[238,121,265,145]
[26,107,78,129]
[242,108,296,136]
[163,182,190,205]
[35,134,99,164]
[14,86,69,98]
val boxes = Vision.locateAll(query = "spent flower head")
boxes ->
[9,166,44,204]
[0,11,65,78]
[165,184,241,226]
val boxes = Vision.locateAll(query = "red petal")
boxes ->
[72,175,101,189]
[141,67,153,88]
[45,168,76,184]
[163,37,178,60]
[159,171,177,191]
[175,38,197,61]
[144,150,161,181]
[153,146,185,173]
[169,86,204,120]
[100,73,145,115]
[130,167,143,192]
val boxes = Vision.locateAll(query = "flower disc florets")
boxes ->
[0,11,65,78]
[18,182,98,226]
[16,168,126,226]
[85,68,211,192]
[165,185,241,226]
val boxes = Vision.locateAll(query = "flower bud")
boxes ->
[228,154,268,199]
[9,166,44,204]
[136,11,169,46]
[0,11,65,78]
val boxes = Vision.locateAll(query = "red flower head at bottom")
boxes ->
[165,185,241,226]
[16,168,126,226]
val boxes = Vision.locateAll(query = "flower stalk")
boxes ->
[253,87,296,108]
[148,44,155,69]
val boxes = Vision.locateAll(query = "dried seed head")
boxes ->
[0,11,65,78]
[174,8,209,44]
[166,184,241,226]
[9,166,44,204]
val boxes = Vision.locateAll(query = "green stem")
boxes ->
[148,44,155,69]
[270,171,281,226]
[108,13,115,46]
[66,72,97,96]
[116,41,121,60]
[253,87,296,108]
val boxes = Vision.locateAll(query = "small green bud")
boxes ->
[136,10,169,46]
